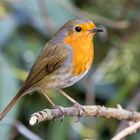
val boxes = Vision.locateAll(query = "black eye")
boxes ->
[75,26,82,32]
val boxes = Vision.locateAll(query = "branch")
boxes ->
[115,89,140,134]
[112,121,140,140]
[29,105,140,126]
[59,0,130,29]
[112,90,140,140]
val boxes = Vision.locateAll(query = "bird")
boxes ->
[0,18,103,120]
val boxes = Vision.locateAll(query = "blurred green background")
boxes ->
[0,0,140,140]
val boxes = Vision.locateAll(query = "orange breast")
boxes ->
[64,33,94,76]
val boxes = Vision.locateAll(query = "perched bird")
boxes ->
[0,18,103,120]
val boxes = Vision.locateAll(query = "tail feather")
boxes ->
[0,86,27,120]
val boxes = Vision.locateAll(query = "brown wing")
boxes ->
[0,42,69,120]
[24,41,69,89]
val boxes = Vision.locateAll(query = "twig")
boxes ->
[112,89,140,140]
[112,121,140,140]
[59,0,130,29]
[29,105,140,126]
[115,89,140,134]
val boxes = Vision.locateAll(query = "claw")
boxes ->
[54,115,64,123]
[53,106,64,123]
[72,103,84,122]
[74,102,84,117]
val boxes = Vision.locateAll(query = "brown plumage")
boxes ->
[0,18,103,120]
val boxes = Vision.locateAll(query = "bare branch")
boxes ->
[112,121,140,140]
[59,0,130,29]
[115,89,140,134]
[29,105,140,126]
[112,89,140,140]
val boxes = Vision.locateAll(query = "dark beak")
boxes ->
[90,28,104,33]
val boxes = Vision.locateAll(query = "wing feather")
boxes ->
[24,42,68,88]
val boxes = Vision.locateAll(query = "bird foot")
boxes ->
[53,105,64,123]
[73,102,84,122]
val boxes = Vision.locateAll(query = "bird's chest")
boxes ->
[71,39,94,76]
[64,34,94,76]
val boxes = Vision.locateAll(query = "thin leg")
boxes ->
[40,89,65,121]
[59,90,84,117]
[59,90,78,104]
[40,89,56,107]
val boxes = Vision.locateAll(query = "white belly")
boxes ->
[39,68,89,90]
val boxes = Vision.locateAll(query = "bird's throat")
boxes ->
[64,34,94,76]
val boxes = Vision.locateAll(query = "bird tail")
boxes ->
[0,86,27,120]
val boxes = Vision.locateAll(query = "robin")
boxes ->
[0,18,103,120]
